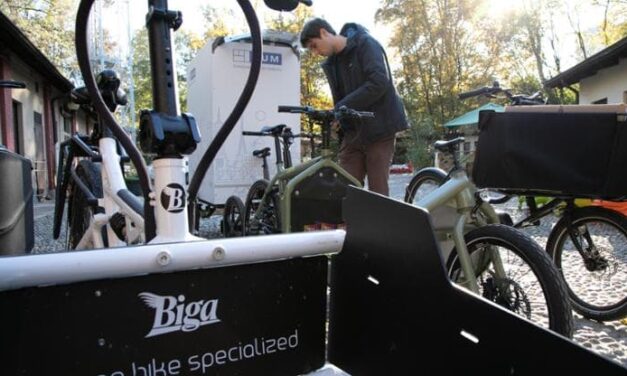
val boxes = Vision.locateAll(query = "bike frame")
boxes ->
[251,147,360,233]
[416,168,504,293]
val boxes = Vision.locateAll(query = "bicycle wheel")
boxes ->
[223,195,245,238]
[546,206,627,321]
[68,160,105,249]
[448,224,573,337]
[404,168,447,204]
[243,179,280,235]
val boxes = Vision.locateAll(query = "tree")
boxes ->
[1,0,79,79]
[201,4,240,40]
[266,6,333,156]
[174,30,206,113]
[377,0,498,167]
[131,28,151,116]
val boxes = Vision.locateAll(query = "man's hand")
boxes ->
[331,119,341,132]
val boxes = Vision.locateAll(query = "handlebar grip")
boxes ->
[458,87,490,100]
[242,131,265,136]
[278,105,308,113]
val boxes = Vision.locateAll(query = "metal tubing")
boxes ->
[147,0,179,115]
[451,213,479,293]
[417,176,468,212]
[0,230,345,292]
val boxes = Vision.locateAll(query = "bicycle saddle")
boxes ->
[434,137,464,152]
[261,124,287,135]
[70,70,128,111]
[253,147,271,158]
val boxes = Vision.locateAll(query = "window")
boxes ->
[63,116,72,140]
[593,98,608,104]
[12,100,22,154]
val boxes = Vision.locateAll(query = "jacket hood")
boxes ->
[339,23,369,53]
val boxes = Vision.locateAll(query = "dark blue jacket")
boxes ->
[321,23,409,144]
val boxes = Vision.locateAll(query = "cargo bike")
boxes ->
[0,1,624,375]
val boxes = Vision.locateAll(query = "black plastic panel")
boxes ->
[328,187,625,375]
[473,111,627,199]
[0,147,33,254]
[290,166,354,232]
[0,256,327,375]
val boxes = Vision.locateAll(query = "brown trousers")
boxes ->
[338,135,396,196]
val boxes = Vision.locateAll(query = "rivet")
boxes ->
[213,246,226,261]
[157,250,172,266]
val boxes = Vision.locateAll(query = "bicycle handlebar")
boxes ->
[278,105,308,113]
[458,87,494,100]
[242,131,267,136]
[278,105,375,120]
[459,82,545,105]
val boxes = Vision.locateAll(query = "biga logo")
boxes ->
[160,183,186,213]
[139,292,220,338]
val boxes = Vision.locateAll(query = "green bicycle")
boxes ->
[223,105,371,236]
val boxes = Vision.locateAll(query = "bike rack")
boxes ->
[0,188,624,374]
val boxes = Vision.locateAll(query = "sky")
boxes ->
[121,0,392,49]
[105,0,608,74]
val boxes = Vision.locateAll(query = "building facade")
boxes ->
[545,36,627,105]
[0,11,89,199]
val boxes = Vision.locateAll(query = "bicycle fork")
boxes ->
[451,209,508,295]
[564,215,609,272]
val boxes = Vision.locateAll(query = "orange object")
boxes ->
[591,200,627,216]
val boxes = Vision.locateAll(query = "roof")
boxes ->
[212,30,300,56]
[544,36,627,88]
[0,11,73,92]
[444,103,504,127]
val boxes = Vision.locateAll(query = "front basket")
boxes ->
[472,110,627,199]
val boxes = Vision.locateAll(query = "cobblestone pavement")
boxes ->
[388,173,627,367]
[33,173,626,367]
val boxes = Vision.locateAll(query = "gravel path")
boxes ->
[32,174,626,368]
[492,197,627,367]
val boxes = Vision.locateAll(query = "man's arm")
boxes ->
[336,37,390,110]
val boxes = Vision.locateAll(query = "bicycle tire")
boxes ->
[68,160,105,249]
[448,224,573,337]
[546,206,627,321]
[223,195,245,238]
[404,168,447,204]
[243,179,280,235]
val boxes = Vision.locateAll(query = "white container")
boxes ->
[187,31,301,204]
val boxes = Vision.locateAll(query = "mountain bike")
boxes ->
[404,137,573,337]
[241,106,369,236]
[453,82,627,322]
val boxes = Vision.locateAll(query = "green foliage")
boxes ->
[1,0,78,78]
[266,6,333,139]
[131,28,151,115]
[405,114,440,169]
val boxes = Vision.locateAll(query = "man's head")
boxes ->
[300,18,340,56]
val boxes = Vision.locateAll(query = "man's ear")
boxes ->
[319,28,330,38]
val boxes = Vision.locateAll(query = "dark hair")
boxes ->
[300,18,336,47]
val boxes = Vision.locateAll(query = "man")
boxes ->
[300,18,409,196]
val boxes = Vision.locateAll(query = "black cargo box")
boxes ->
[472,110,627,199]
